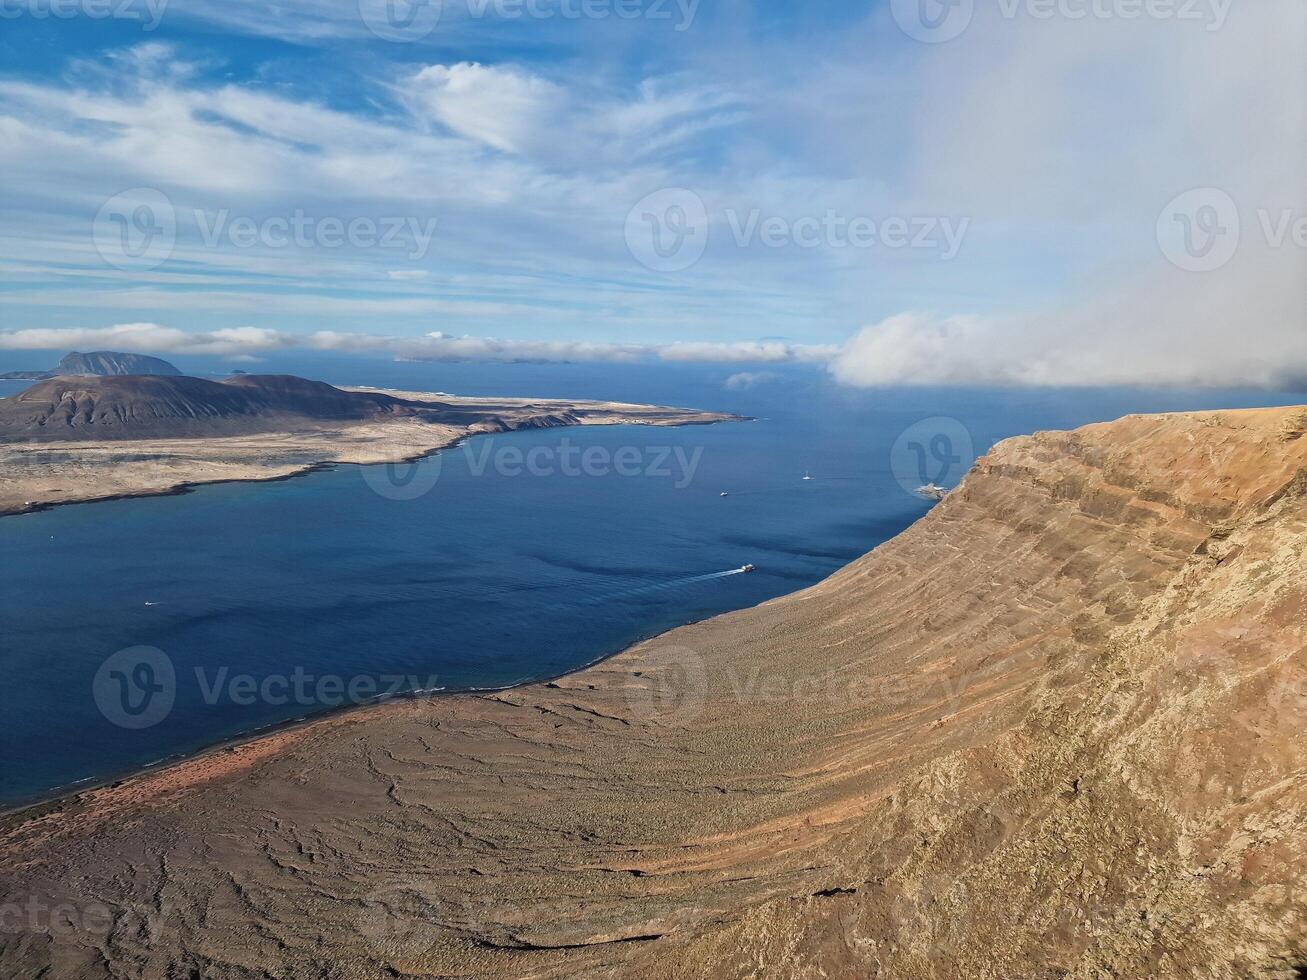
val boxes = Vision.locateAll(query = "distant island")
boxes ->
[0,371,739,515]
[0,373,465,441]
[0,350,182,381]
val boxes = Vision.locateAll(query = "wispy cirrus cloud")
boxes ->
[2,1,1302,389]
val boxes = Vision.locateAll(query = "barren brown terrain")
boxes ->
[0,384,735,516]
[0,406,1304,978]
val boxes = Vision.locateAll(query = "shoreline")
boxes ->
[0,608,718,822]
[2,405,1304,977]
[0,396,746,519]
[0,402,750,818]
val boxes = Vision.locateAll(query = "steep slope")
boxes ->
[53,351,182,377]
[0,351,182,381]
[0,374,449,440]
[0,407,1302,979]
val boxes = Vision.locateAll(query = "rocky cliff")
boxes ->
[0,406,1302,979]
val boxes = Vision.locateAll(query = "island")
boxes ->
[0,373,740,516]
[0,350,183,381]
[0,405,1302,979]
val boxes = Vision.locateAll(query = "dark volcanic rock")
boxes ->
[54,351,182,376]
[0,374,449,441]
[0,351,182,383]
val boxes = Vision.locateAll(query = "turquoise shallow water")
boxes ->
[1,358,1303,806]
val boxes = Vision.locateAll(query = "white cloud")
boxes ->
[827,0,1307,389]
[659,341,837,364]
[0,324,836,367]
[5,8,1303,390]
[405,61,745,168]
[410,63,562,154]
[723,371,777,390]
[0,323,292,356]
[831,245,1307,388]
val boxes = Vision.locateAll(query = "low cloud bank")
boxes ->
[831,243,1307,390]
[7,312,1307,389]
[0,325,833,367]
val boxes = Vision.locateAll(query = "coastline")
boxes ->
[0,388,744,518]
[0,611,708,822]
[0,392,749,813]
[1,405,1304,978]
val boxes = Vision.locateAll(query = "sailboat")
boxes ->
[802,471,813,481]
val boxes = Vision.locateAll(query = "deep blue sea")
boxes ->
[2,354,1304,806]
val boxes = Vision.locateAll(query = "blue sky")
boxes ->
[0,0,1301,384]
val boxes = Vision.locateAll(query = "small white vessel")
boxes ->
[915,483,949,501]
[739,564,756,573]
[802,471,813,481]
[720,491,730,497]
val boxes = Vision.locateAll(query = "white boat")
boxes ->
[802,471,813,481]
[720,491,730,497]
[739,564,756,573]
[915,483,949,501]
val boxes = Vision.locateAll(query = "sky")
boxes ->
[0,0,1302,385]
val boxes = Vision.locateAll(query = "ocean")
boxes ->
[1,355,1303,806]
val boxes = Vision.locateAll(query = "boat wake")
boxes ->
[591,567,751,605]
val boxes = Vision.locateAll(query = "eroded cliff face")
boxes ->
[0,407,1303,979]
